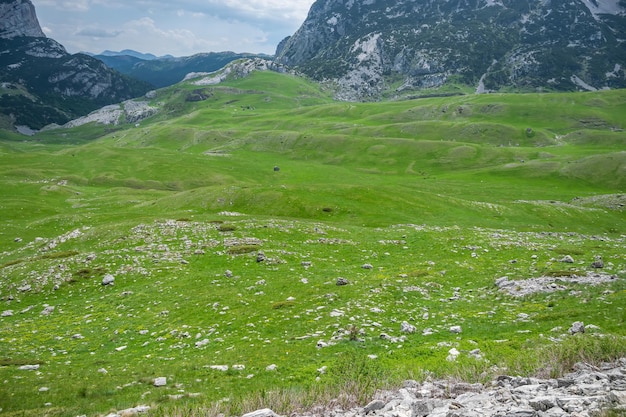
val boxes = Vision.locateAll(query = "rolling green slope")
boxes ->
[0,72,624,417]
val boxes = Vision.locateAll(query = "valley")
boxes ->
[0,71,624,417]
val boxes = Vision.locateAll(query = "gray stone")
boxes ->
[590,256,604,268]
[41,305,55,316]
[17,284,31,292]
[528,396,557,411]
[569,321,585,335]
[560,255,575,263]
[364,399,385,413]
[153,377,166,387]
[505,408,537,417]
[411,400,445,416]
[610,390,626,404]
[119,405,150,415]
[336,277,349,286]
[195,339,210,348]
[241,409,278,417]
[102,274,115,286]
[450,325,463,334]
[401,321,416,334]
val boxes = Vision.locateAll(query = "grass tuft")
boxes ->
[40,250,80,260]
[539,334,626,379]
[227,245,259,254]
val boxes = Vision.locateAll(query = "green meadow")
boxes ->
[0,71,624,417]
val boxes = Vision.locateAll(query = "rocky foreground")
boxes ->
[105,358,626,417]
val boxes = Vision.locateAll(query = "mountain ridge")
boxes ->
[94,51,268,88]
[0,0,151,131]
[275,0,626,100]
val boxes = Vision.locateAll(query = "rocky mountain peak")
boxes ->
[276,0,626,100]
[0,0,46,39]
[0,0,151,131]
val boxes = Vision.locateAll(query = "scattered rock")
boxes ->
[496,273,617,297]
[102,274,115,286]
[18,364,40,370]
[209,365,229,371]
[1,310,13,317]
[569,321,585,335]
[401,321,417,334]
[153,377,167,387]
[560,255,575,263]
[362,263,374,270]
[266,364,277,371]
[195,339,210,348]
[224,270,233,278]
[591,256,604,269]
[446,348,460,362]
[336,277,349,286]
[17,284,31,292]
[449,325,462,334]
[256,251,267,263]
[41,305,55,316]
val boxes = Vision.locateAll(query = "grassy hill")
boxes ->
[0,71,624,417]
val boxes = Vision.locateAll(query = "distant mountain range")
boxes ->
[91,51,267,88]
[91,50,167,61]
[276,0,626,100]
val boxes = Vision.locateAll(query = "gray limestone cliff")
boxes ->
[275,0,626,100]
[0,0,45,38]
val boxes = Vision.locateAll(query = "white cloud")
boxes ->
[32,0,316,56]
[76,28,122,38]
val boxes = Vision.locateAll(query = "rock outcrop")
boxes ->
[0,0,45,38]
[247,359,626,417]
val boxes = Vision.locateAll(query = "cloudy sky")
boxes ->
[33,0,317,57]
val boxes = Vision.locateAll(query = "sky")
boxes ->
[33,0,317,57]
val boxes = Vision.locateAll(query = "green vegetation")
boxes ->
[0,72,624,417]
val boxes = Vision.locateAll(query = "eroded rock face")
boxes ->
[276,0,626,100]
[0,0,45,39]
